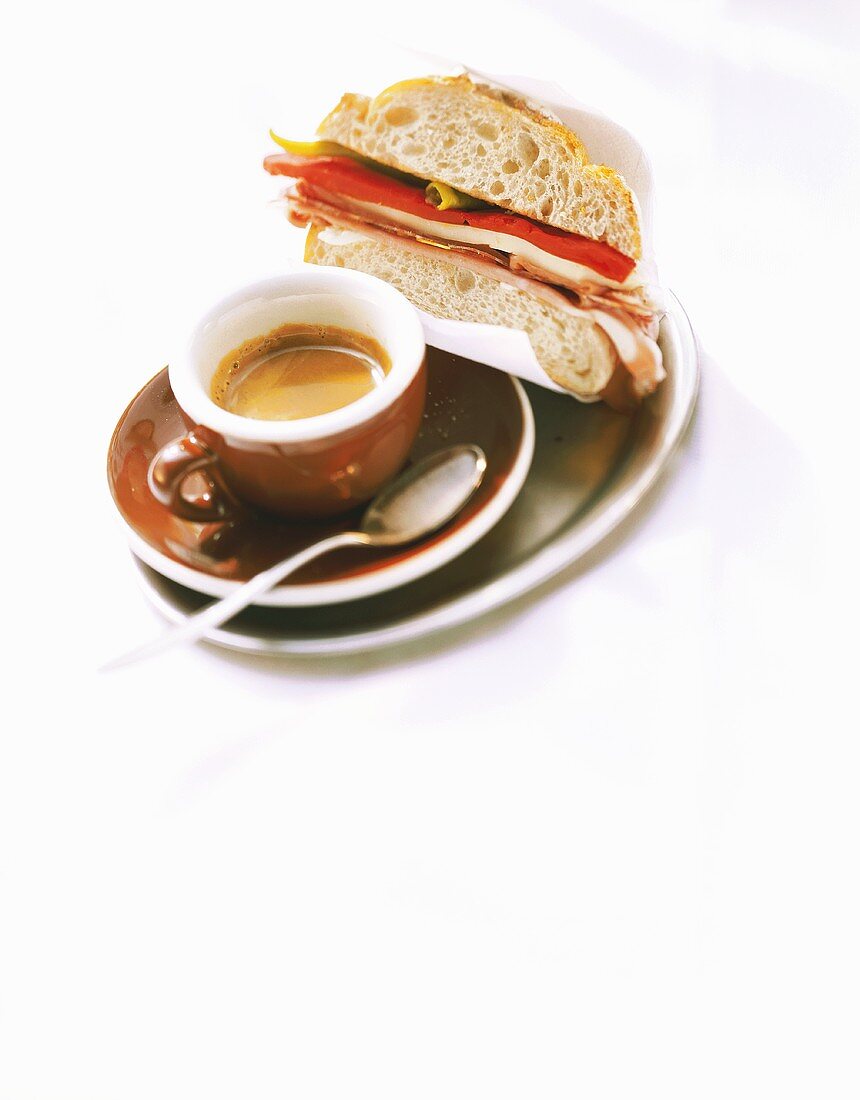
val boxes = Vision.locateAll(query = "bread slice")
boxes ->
[317,75,641,260]
[304,224,617,397]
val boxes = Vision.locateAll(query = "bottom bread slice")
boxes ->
[303,224,617,398]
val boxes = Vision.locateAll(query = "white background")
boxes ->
[2,1,859,1096]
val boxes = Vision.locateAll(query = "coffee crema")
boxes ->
[211,323,391,421]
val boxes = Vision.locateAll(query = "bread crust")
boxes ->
[304,223,618,398]
[317,75,641,260]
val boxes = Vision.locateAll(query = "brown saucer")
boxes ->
[108,348,534,606]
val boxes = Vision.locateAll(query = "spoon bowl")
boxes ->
[361,444,488,546]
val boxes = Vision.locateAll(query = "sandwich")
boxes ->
[264,75,664,410]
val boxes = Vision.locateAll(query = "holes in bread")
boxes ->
[489,181,505,196]
[540,197,554,216]
[455,270,476,293]
[476,143,487,157]
[516,133,539,166]
[502,159,519,174]
[474,122,499,141]
[536,159,550,178]
[385,106,418,127]
[573,179,583,198]
[403,142,426,156]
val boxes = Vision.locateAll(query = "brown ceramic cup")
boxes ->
[148,268,427,520]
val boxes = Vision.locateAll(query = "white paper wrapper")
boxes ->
[332,61,659,398]
[417,309,571,393]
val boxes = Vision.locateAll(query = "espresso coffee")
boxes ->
[211,323,391,421]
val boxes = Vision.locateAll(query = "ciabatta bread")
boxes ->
[317,75,641,260]
[304,224,617,397]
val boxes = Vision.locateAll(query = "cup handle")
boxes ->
[147,429,236,522]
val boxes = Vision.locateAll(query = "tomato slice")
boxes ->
[264,153,636,282]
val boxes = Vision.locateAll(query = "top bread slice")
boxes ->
[317,75,641,260]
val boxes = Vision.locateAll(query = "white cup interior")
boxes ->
[169,268,426,443]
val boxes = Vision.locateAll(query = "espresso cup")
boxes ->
[149,268,427,520]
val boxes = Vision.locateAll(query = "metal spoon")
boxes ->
[102,444,487,670]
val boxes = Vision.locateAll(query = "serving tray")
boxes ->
[135,291,698,656]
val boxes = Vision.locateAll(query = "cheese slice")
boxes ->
[335,194,643,292]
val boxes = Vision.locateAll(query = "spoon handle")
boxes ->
[102,530,369,671]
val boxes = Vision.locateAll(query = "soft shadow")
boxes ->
[164,348,815,805]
